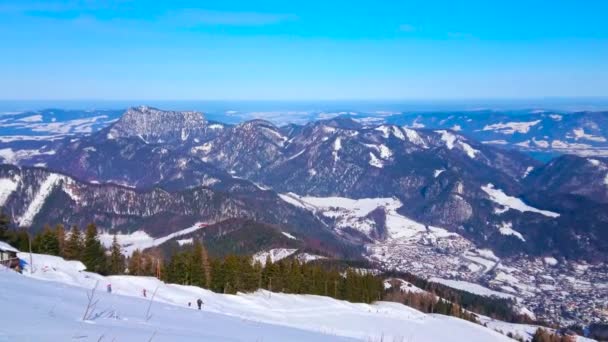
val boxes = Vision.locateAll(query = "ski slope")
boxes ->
[0,251,519,342]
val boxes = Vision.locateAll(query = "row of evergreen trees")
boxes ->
[383,279,477,322]
[1,221,118,275]
[163,241,384,303]
[1,215,385,304]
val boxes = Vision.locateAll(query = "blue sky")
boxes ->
[1,0,607,100]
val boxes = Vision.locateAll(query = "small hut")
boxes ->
[0,241,19,269]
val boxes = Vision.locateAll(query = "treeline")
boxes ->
[163,241,384,303]
[0,220,120,275]
[531,328,576,342]
[0,214,384,304]
[381,270,530,324]
[383,279,477,322]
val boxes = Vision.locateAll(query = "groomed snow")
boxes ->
[1,252,514,342]
[481,184,560,218]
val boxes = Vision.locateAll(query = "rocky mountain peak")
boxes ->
[106,106,207,144]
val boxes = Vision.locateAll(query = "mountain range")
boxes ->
[1,106,606,261]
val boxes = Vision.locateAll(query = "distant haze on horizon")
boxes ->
[2,98,608,115]
[1,1,607,100]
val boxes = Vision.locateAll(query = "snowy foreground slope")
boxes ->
[0,253,518,342]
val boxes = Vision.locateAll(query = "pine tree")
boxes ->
[54,224,66,257]
[64,225,83,260]
[190,242,204,286]
[109,235,125,275]
[201,242,212,288]
[129,249,143,276]
[35,225,60,255]
[82,223,107,274]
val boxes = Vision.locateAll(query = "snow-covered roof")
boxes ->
[0,241,19,253]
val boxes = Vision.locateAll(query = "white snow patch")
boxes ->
[570,128,607,142]
[99,223,209,256]
[482,140,509,145]
[18,114,43,122]
[523,166,534,178]
[532,138,549,148]
[177,238,193,246]
[482,120,541,134]
[497,222,525,242]
[333,137,342,163]
[436,130,456,149]
[549,114,562,121]
[282,232,297,240]
[0,175,20,206]
[543,257,558,266]
[459,142,479,159]
[402,127,427,147]
[208,123,224,130]
[430,278,515,299]
[279,193,431,240]
[295,253,326,263]
[18,174,64,226]
[481,184,560,218]
[253,248,298,265]
[368,152,384,168]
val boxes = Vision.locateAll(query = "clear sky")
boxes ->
[1,0,607,100]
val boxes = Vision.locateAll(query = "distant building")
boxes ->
[0,241,19,269]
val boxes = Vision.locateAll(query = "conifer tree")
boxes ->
[64,225,83,260]
[200,242,212,288]
[82,223,107,274]
[54,224,66,257]
[109,235,125,275]
[35,225,60,255]
[129,249,143,276]
[190,242,204,286]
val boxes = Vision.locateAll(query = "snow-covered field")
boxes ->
[99,223,208,256]
[0,251,519,341]
[481,183,560,218]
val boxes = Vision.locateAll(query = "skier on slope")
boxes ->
[107,283,112,293]
[197,298,203,310]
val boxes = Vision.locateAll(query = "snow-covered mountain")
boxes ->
[2,106,608,327]
[2,107,607,261]
[0,164,355,257]
[391,110,608,159]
